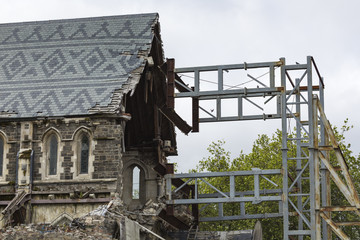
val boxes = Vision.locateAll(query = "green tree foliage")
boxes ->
[191,120,360,239]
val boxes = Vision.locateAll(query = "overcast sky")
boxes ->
[1,0,359,172]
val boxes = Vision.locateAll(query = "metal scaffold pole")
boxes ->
[164,56,360,239]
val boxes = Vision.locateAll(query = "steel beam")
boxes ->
[200,213,283,222]
[167,196,281,205]
[175,60,283,73]
[166,169,281,178]
[169,57,360,239]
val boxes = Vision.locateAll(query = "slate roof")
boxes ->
[0,13,159,118]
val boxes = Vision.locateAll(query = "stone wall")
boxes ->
[0,117,123,187]
[92,119,123,179]
[0,122,20,182]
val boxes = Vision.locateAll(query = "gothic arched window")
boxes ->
[132,166,140,199]
[80,135,89,174]
[48,134,58,175]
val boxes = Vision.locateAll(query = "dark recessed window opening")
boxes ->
[49,135,58,175]
[80,135,89,174]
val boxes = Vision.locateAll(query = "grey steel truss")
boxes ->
[165,56,360,239]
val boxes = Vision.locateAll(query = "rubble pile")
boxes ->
[173,204,194,226]
[114,199,165,228]
[0,202,119,240]
[0,199,171,240]
[170,190,195,226]
[0,222,113,240]
[108,198,170,239]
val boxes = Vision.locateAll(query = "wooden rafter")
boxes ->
[315,97,360,239]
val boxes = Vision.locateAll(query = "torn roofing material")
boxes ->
[0,13,159,118]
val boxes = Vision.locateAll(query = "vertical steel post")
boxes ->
[219,200,224,217]
[295,78,304,240]
[254,171,260,203]
[240,192,245,216]
[280,58,289,239]
[218,67,223,92]
[307,56,317,239]
[319,77,331,239]
[195,178,198,199]
[194,70,200,93]
[313,96,321,239]
[269,65,275,88]
[217,96,221,121]
[217,68,223,120]
[230,175,235,198]
[238,97,243,119]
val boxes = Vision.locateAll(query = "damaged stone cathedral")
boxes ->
[0,13,197,239]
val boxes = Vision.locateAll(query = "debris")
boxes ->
[0,223,113,240]
[70,218,85,229]
[0,198,173,239]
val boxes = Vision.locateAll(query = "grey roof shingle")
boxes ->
[0,13,158,118]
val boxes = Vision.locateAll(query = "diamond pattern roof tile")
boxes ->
[0,13,159,118]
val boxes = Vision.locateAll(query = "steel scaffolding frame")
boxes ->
[166,56,360,239]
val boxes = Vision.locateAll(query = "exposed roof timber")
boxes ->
[159,107,192,135]
[175,74,192,92]
[160,62,190,93]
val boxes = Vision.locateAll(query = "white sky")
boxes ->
[1,0,359,172]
